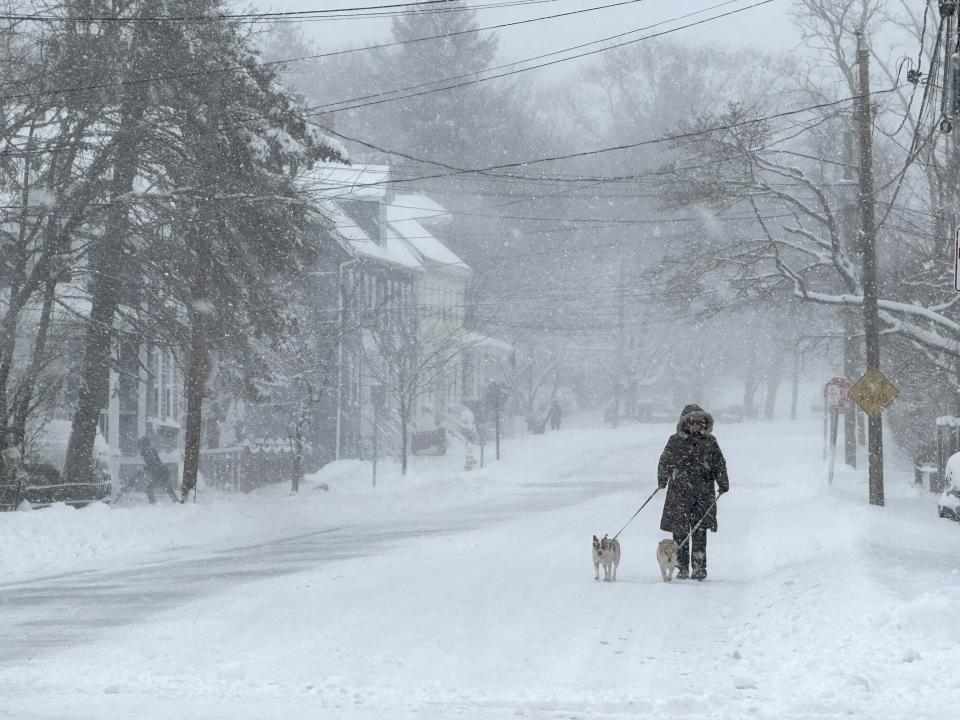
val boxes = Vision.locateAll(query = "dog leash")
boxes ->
[612,486,661,540]
[677,494,721,551]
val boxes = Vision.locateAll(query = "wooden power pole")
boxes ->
[855,31,885,506]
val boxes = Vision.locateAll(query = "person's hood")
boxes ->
[677,404,714,435]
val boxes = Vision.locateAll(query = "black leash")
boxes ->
[678,494,721,551]
[612,486,661,540]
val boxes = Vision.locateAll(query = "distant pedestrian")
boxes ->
[657,404,729,581]
[137,436,180,504]
[548,399,563,430]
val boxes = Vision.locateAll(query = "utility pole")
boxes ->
[941,2,960,413]
[940,1,956,134]
[855,31,884,506]
[614,251,625,427]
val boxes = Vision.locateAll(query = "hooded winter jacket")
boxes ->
[657,404,729,533]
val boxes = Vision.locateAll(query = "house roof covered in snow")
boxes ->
[387,193,451,225]
[317,200,421,270]
[384,216,470,274]
[304,163,468,275]
[301,163,391,202]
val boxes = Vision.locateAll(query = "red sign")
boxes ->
[824,377,850,410]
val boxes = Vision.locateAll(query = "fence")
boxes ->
[0,464,110,511]
[1,444,296,509]
[199,444,296,492]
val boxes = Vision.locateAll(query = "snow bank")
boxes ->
[0,424,642,583]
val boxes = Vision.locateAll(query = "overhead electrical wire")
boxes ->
[0,0,582,95]
[870,11,944,234]
[0,0,559,24]
[0,0,778,191]
[304,0,774,114]
[0,87,900,232]
[0,0,757,103]
[0,2,910,242]
[301,86,899,194]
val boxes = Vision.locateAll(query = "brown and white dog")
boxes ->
[657,538,680,582]
[592,534,621,581]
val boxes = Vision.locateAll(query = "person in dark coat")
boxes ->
[138,436,180,504]
[657,404,729,580]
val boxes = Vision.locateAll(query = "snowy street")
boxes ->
[2,418,958,720]
[4,1,960,718]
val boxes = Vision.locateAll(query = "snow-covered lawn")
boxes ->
[1,418,959,719]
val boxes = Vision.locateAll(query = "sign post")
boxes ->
[824,378,850,485]
[955,227,960,292]
[371,384,385,488]
[484,381,509,462]
[847,368,899,504]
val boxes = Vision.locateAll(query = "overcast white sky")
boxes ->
[252,0,803,78]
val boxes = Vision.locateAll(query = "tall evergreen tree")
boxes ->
[59,0,342,487]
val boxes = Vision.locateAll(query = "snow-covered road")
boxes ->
[2,419,959,719]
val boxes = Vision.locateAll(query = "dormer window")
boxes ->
[339,200,382,245]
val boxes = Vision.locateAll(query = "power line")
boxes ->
[368,199,797,225]
[0,0,735,103]
[0,0,781,186]
[306,0,773,114]
[304,86,900,193]
[0,0,556,24]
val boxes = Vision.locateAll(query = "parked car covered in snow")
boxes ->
[937,451,960,522]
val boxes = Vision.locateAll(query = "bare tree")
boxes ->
[364,307,472,476]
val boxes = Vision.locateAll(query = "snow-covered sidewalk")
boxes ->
[2,418,959,720]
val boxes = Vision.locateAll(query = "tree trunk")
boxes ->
[743,351,759,418]
[180,77,221,502]
[843,312,859,468]
[291,414,304,494]
[0,120,39,440]
[181,309,210,501]
[9,273,58,449]
[763,378,779,420]
[790,353,799,421]
[63,65,148,485]
[763,354,783,420]
[0,310,20,437]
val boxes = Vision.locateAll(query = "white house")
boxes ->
[306,163,482,457]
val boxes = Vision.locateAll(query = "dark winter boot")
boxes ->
[672,532,690,579]
[691,531,707,581]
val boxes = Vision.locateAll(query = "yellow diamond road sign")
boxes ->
[848,368,899,416]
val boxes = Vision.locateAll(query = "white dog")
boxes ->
[592,534,621,581]
[657,538,680,582]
